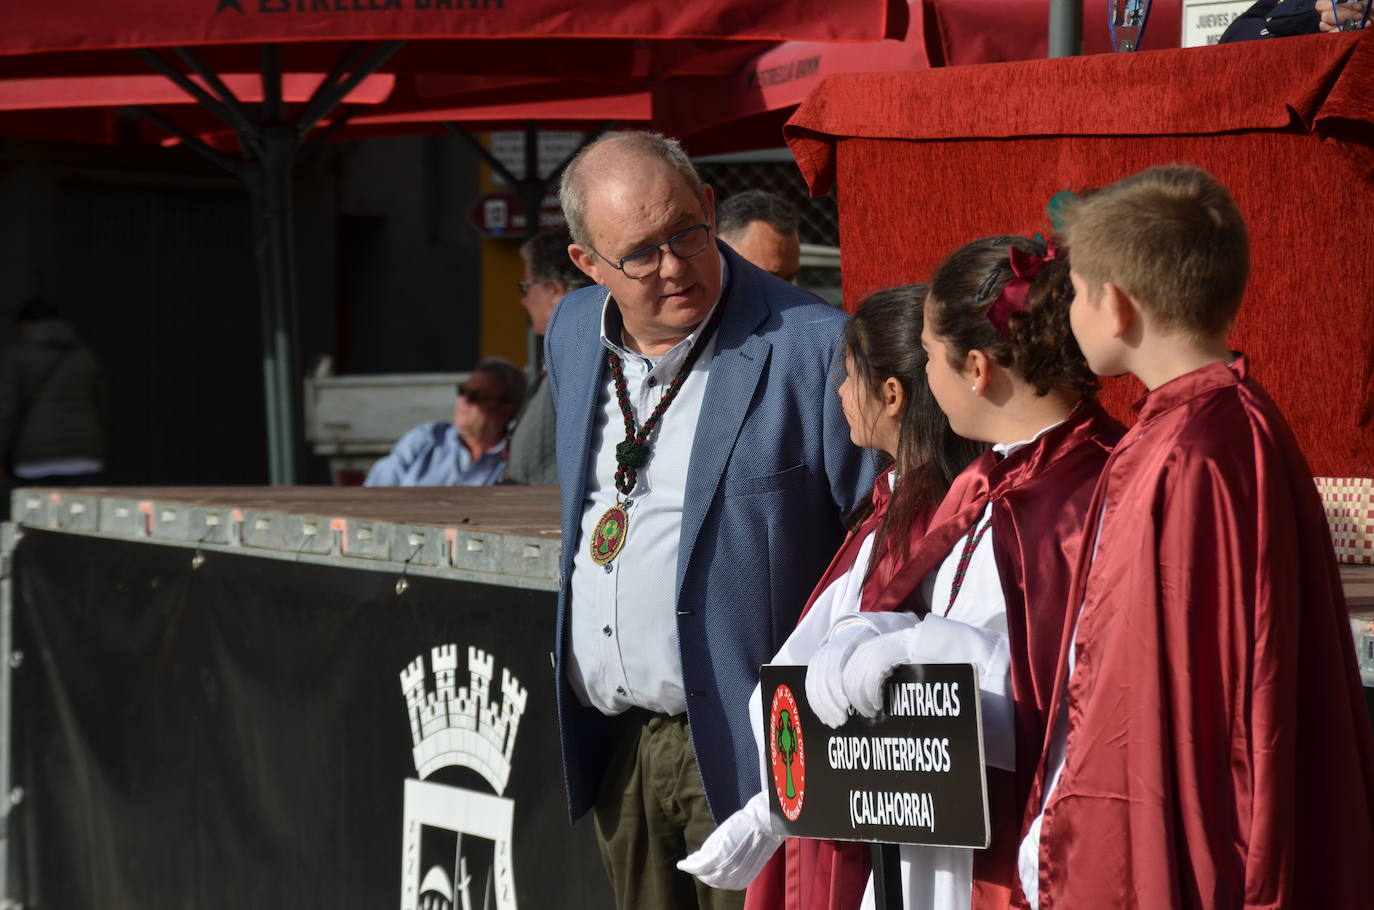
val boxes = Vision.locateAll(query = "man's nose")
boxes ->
[657,245,689,279]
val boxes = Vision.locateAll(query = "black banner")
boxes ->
[760,663,989,848]
[10,529,612,909]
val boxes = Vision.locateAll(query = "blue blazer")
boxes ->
[545,241,876,822]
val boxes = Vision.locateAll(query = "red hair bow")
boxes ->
[986,242,1058,339]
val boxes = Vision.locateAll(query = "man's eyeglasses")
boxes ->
[516,280,536,296]
[456,382,499,406]
[592,223,712,280]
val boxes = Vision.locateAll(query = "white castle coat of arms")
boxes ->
[399,645,528,910]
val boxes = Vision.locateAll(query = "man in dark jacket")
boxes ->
[1221,0,1363,41]
[0,297,107,486]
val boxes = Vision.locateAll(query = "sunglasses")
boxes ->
[456,382,501,406]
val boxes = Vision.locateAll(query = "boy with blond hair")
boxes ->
[1017,165,1374,908]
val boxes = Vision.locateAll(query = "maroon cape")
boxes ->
[747,402,1124,910]
[1026,358,1374,908]
[797,471,932,624]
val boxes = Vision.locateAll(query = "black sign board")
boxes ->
[10,529,612,910]
[759,663,989,848]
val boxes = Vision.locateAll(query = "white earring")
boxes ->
[969,385,977,392]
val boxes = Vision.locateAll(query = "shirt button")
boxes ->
[647,376,658,388]
[616,686,626,695]
[603,625,612,637]
[603,563,613,574]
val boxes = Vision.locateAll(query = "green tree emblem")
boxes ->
[776,708,798,799]
[597,518,622,555]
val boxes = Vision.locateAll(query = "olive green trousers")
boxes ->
[593,710,748,910]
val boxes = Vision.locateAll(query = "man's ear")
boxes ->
[701,183,717,230]
[568,244,605,286]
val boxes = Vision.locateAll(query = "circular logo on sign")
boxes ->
[768,684,806,821]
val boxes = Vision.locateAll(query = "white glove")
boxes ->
[842,630,922,718]
[677,791,780,890]
[806,618,880,727]
[806,612,921,727]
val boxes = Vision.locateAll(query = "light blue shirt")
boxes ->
[363,421,506,487]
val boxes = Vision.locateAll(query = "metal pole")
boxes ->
[445,123,523,188]
[0,523,16,906]
[1049,0,1084,57]
[871,843,903,910]
[135,41,406,485]
[520,123,543,377]
[520,121,543,241]
[247,48,301,486]
[244,131,301,486]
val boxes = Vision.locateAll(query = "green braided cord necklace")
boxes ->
[588,301,725,567]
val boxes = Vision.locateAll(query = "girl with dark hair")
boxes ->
[805,236,1125,910]
[678,285,985,904]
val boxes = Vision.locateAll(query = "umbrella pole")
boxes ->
[245,135,300,487]
[134,41,403,485]
[246,46,300,486]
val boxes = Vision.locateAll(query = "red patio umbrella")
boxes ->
[0,0,908,483]
[653,0,933,156]
[0,71,393,143]
[0,73,392,111]
[3,2,908,59]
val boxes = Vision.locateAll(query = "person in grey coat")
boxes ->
[505,226,591,486]
[0,297,107,486]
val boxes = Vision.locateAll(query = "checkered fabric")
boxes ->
[1315,477,1374,565]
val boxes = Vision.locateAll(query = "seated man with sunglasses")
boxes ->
[547,131,873,910]
[363,356,527,487]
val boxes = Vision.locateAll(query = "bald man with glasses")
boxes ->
[545,131,873,910]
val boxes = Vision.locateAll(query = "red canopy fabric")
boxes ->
[0,72,393,142]
[927,0,1182,65]
[653,0,929,154]
[0,72,393,110]
[1,0,908,57]
[342,91,648,128]
[408,74,652,118]
[784,32,1374,477]
[186,90,650,147]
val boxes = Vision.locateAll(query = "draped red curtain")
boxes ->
[786,32,1374,478]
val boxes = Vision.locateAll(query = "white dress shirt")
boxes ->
[566,256,727,717]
